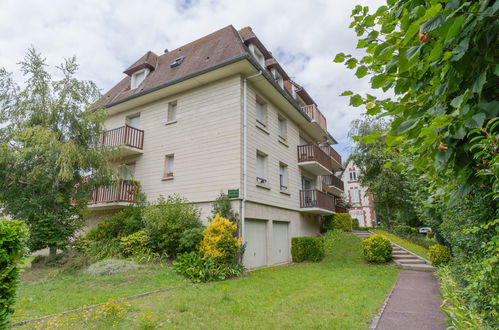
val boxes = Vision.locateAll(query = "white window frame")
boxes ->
[256,151,268,186]
[163,154,174,179]
[126,113,141,128]
[255,98,267,128]
[249,43,265,67]
[279,162,288,192]
[167,101,177,123]
[271,68,284,88]
[131,68,149,89]
[350,188,360,203]
[278,114,287,140]
[349,170,358,181]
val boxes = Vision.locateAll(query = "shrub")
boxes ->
[324,213,353,232]
[84,239,121,262]
[211,192,239,224]
[426,232,435,239]
[393,225,417,236]
[357,226,372,231]
[352,218,360,230]
[143,195,202,256]
[429,244,451,266]
[291,237,325,262]
[87,205,144,241]
[179,227,204,253]
[119,230,150,257]
[0,219,27,328]
[362,235,392,263]
[85,259,139,276]
[173,252,243,283]
[201,215,241,266]
[31,250,89,272]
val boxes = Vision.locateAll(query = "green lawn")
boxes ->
[16,232,399,329]
[373,229,429,259]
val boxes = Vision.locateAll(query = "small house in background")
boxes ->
[340,159,376,227]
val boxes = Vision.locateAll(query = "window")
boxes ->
[279,163,288,191]
[349,170,358,181]
[256,99,267,127]
[278,115,287,140]
[163,155,174,178]
[167,101,177,122]
[272,68,284,88]
[350,189,360,203]
[170,56,185,68]
[256,151,268,185]
[249,44,265,67]
[122,162,135,180]
[127,114,140,128]
[131,69,148,89]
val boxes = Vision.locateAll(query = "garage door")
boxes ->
[272,221,290,264]
[243,219,267,269]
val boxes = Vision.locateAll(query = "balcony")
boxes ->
[301,104,327,132]
[322,174,344,195]
[101,125,144,157]
[88,180,139,210]
[297,144,332,176]
[321,145,342,171]
[299,189,335,214]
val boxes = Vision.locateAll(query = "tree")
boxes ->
[211,192,239,224]
[349,117,419,227]
[0,48,114,255]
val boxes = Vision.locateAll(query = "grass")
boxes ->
[373,229,429,259]
[16,231,399,329]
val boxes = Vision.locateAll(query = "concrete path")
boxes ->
[374,270,447,330]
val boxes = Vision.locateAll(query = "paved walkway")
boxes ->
[375,270,447,330]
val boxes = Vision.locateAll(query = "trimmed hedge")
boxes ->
[362,234,392,263]
[291,237,325,262]
[324,213,353,232]
[0,218,27,328]
[352,218,360,230]
[429,244,451,266]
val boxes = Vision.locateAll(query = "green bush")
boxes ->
[352,218,360,230]
[291,237,325,262]
[0,219,27,328]
[172,252,244,283]
[429,244,451,266]
[393,225,417,236]
[143,195,203,257]
[362,235,392,263]
[85,259,139,276]
[357,226,372,231]
[179,227,204,253]
[87,205,144,241]
[324,213,353,232]
[31,250,89,272]
[426,232,435,239]
[119,230,150,257]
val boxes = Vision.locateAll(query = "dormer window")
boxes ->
[271,68,284,88]
[248,44,265,68]
[131,68,149,89]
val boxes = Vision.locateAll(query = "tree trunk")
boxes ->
[49,246,57,257]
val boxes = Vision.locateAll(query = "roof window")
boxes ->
[170,56,185,68]
[131,68,149,89]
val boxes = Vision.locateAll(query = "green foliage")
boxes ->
[291,237,325,262]
[325,213,353,232]
[179,227,204,253]
[172,252,244,283]
[0,219,27,328]
[426,232,435,239]
[393,225,417,236]
[211,192,239,224]
[0,48,114,253]
[429,244,451,266]
[201,215,241,266]
[352,218,360,230]
[436,266,489,329]
[85,259,139,276]
[357,227,372,231]
[31,250,90,272]
[90,205,144,240]
[362,235,392,263]
[119,230,151,258]
[143,195,202,257]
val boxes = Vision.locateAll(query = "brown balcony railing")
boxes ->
[301,104,327,131]
[297,144,332,170]
[89,179,139,204]
[101,125,144,150]
[299,189,335,211]
[321,146,342,166]
[322,175,344,191]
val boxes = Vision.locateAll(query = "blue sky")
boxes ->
[0,0,386,159]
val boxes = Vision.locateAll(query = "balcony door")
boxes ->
[121,162,136,181]
[301,176,315,207]
[127,114,140,129]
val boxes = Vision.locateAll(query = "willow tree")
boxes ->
[0,48,114,255]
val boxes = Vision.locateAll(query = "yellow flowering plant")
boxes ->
[201,214,241,265]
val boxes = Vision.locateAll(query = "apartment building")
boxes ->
[341,159,376,227]
[88,25,344,268]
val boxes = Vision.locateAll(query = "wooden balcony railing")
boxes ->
[101,125,144,150]
[321,145,342,166]
[299,189,335,211]
[301,104,327,131]
[89,180,139,204]
[297,144,332,170]
[322,175,344,191]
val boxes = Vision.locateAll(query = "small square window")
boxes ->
[279,162,288,191]
[256,98,267,127]
[167,101,177,123]
[278,115,287,140]
[349,170,358,181]
[163,155,174,178]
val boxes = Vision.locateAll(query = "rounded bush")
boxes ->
[201,215,241,266]
[291,237,325,262]
[426,232,435,239]
[362,234,392,263]
[429,244,451,266]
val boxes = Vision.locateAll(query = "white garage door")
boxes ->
[243,219,267,269]
[272,221,289,264]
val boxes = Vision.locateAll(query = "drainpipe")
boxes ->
[241,70,262,243]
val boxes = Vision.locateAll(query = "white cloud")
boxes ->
[0,0,386,159]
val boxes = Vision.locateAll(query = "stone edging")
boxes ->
[11,283,192,327]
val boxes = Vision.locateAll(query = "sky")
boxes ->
[0,0,386,159]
